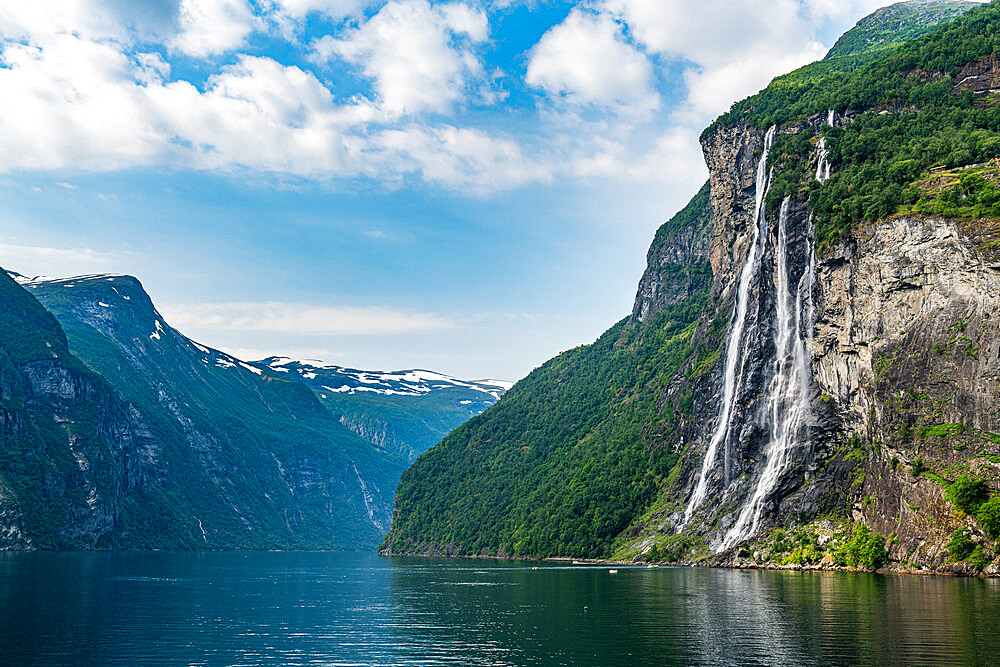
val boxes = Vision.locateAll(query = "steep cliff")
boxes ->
[17,274,404,549]
[383,0,1000,573]
[0,271,154,548]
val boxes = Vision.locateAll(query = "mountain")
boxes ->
[14,273,404,549]
[825,0,979,60]
[0,270,153,548]
[382,0,1000,575]
[253,357,510,463]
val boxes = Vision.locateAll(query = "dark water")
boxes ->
[2,552,999,665]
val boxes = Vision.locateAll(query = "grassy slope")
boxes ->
[382,196,712,559]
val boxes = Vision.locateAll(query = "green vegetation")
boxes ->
[899,162,1000,218]
[382,192,714,559]
[946,474,990,514]
[24,275,403,550]
[977,496,1000,538]
[833,525,890,570]
[947,527,977,561]
[707,1,1000,251]
[825,1,979,60]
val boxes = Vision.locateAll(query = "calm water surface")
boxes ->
[1,551,998,665]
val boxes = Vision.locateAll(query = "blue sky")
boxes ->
[0,0,926,380]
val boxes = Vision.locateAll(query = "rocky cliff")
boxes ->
[0,271,154,548]
[382,0,1000,574]
[8,273,405,549]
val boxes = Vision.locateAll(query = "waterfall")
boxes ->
[720,197,816,551]
[679,125,776,530]
[815,110,834,182]
[815,138,831,183]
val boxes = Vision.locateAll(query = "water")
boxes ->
[681,125,776,529]
[723,197,816,550]
[2,552,999,666]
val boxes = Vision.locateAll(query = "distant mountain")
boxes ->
[3,270,508,550]
[15,272,405,549]
[254,357,511,463]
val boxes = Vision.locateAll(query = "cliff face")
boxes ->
[383,1,1000,571]
[627,110,1000,572]
[815,215,1000,570]
[0,271,154,549]
[9,274,405,550]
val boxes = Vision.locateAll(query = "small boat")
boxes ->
[608,569,618,574]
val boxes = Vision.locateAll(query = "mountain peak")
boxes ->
[825,0,979,60]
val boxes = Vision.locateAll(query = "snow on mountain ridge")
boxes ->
[258,356,512,399]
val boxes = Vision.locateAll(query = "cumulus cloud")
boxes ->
[601,0,829,119]
[312,0,491,115]
[269,0,375,19]
[0,0,926,196]
[526,8,658,115]
[0,30,543,191]
[159,301,455,335]
[172,0,258,57]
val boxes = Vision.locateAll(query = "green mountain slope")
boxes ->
[382,1,1000,565]
[826,0,978,60]
[21,274,404,549]
[382,189,714,558]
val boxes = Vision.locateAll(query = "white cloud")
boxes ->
[0,0,130,42]
[0,31,547,191]
[269,0,374,19]
[172,0,258,57]
[158,301,455,335]
[526,8,658,115]
[365,125,551,193]
[601,0,827,118]
[311,0,491,115]
[0,240,129,277]
[571,125,707,186]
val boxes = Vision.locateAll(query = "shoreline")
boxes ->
[380,550,999,578]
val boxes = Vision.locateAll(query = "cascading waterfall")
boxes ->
[720,197,816,551]
[679,125,776,530]
[815,138,831,183]
[815,110,835,182]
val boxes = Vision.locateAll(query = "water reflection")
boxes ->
[0,552,997,665]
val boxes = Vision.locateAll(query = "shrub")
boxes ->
[833,525,889,571]
[909,456,926,476]
[970,545,991,572]
[976,496,1000,539]
[947,528,976,562]
[946,475,990,514]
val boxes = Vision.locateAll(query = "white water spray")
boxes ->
[679,125,776,530]
[720,197,816,551]
[815,110,834,182]
[815,138,831,183]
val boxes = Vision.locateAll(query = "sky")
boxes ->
[0,0,929,381]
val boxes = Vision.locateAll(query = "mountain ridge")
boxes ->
[381,0,1000,575]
